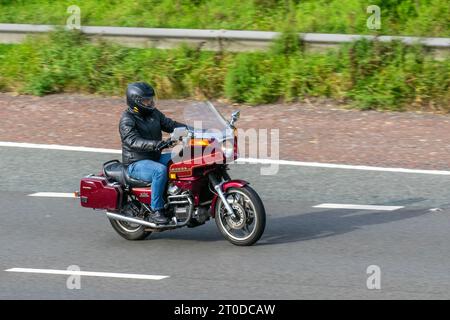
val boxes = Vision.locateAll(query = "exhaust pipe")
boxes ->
[106,197,194,229]
[106,211,161,228]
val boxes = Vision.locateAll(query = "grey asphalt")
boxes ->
[1,146,450,299]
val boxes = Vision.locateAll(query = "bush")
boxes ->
[225,52,291,104]
[344,40,450,111]
[0,30,448,112]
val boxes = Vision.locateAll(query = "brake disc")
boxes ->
[225,203,247,229]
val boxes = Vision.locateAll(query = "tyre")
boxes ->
[109,216,151,241]
[215,185,266,246]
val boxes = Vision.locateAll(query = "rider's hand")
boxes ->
[168,139,178,147]
[155,140,165,151]
[156,139,176,151]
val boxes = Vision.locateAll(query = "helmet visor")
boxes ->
[139,96,155,109]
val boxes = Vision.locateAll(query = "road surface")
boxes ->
[1,146,450,299]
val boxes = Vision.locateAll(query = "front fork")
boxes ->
[209,174,236,218]
[208,171,249,219]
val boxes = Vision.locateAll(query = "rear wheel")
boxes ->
[215,186,266,246]
[109,217,151,240]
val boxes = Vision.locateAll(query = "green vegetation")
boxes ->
[0,1,448,110]
[0,31,448,111]
[0,0,448,37]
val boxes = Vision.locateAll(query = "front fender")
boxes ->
[210,179,249,218]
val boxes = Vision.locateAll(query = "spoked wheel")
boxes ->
[215,186,266,246]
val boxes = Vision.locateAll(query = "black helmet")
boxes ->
[126,82,156,114]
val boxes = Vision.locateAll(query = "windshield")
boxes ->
[183,101,232,139]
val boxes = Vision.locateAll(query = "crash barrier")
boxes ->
[0,23,449,53]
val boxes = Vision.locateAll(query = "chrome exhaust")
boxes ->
[106,211,160,228]
[106,197,194,229]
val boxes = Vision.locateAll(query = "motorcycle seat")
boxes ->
[103,160,151,188]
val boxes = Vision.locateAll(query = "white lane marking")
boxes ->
[237,157,450,176]
[2,141,450,175]
[0,141,121,154]
[28,192,76,198]
[5,268,169,280]
[313,203,404,211]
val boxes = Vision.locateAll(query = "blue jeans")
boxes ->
[127,153,172,211]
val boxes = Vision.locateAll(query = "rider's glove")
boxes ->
[168,140,178,147]
[156,140,176,151]
[155,140,165,151]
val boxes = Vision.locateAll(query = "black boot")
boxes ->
[150,209,170,224]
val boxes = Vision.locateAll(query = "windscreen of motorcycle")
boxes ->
[182,101,232,140]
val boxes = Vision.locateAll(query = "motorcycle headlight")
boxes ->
[221,139,235,159]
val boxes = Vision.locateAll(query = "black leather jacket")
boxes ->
[119,108,185,165]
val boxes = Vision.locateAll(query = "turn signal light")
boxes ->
[189,138,210,146]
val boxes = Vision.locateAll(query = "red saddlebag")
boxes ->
[79,176,122,210]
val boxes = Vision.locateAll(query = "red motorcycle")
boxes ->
[78,101,266,246]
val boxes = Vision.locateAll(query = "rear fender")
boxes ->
[209,179,249,218]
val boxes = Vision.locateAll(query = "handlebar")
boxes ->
[155,126,216,152]
[156,138,174,152]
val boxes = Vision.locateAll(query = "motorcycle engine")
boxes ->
[167,184,191,222]
[166,183,210,226]
[190,206,210,226]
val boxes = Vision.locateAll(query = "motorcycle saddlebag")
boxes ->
[79,176,122,210]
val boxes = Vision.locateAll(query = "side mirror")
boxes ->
[230,110,240,127]
[171,127,188,141]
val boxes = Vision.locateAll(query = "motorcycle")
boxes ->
[77,101,266,246]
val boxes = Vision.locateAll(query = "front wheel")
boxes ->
[215,186,266,246]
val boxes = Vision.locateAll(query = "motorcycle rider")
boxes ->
[119,82,186,224]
